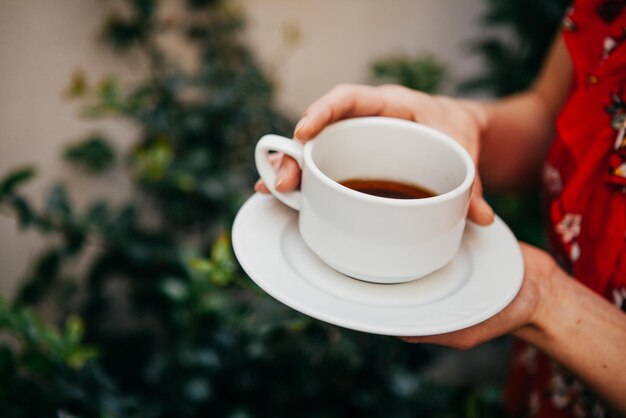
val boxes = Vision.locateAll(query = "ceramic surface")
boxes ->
[232,194,524,336]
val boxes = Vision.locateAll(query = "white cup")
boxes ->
[255,117,475,284]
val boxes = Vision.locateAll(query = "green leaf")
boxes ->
[86,201,109,225]
[0,167,36,200]
[64,69,88,99]
[46,185,72,219]
[65,347,99,369]
[189,257,229,287]
[173,173,197,192]
[189,258,214,275]
[98,77,122,112]
[63,228,86,256]
[102,14,144,51]
[64,135,116,173]
[133,141,173,181]
[211,233,236,276]
[114,205,137,232]
[63,315,84,347]
[15,249,62,306]
[11,196,36,229]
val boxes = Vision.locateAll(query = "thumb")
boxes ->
[467,175,494,225]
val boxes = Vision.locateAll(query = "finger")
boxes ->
[294,84,388,140]
[467,175,494,225]
[275,155,301,192]
[254,154,301,194]
[254,152,290,194]
[417,306,520,350]
[399,277,535,350]
[268,152,283,170]
[400,321,496,350]
[254,179,270,194]
[468,196,495,226]
[398,336,421,343]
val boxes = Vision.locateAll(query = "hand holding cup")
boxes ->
[255,84,494,226]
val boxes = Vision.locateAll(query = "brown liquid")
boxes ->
[339,178,436,199]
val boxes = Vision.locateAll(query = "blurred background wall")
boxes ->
[0,0,484,297]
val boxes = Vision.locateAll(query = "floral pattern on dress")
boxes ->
[601,34,625,59]
[549,366,610,418]
[555,213,583,263]
[563,6,579,31]
[605,88,626,185]
[556,214,582,243]
[507,3,626,418]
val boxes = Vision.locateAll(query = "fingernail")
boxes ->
[275,169,286,189]
[294,117,307,137]
[479,198,495,223]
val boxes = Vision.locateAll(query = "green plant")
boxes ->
[371,54,448,93]
[0,300,136,418]
[64,135,116,174]
[0,1,476,417]
[460,0,570,96]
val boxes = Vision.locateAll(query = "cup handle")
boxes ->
[255,134,304,210]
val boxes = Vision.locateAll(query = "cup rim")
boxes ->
[303,116,476,206]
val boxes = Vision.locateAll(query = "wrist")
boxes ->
[515,259,569,346]
[533,261,566,330]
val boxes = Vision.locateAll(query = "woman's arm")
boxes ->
[475,35,573,190]
[518,267,626,415]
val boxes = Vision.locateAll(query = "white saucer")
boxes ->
[232,194,524,336]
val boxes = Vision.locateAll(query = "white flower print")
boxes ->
[550,369,584,410]
[563,16,577,31]
[603,36,618,60]
[543,163,563,195]
[556,213,582,244]
[549,365,610,418]
[562,6,577,31]
[551,372,571,409]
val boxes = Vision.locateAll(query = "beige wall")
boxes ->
[240,0,485,113]
[0,0,484,297]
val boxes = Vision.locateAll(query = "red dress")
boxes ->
[505,1,626,417]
